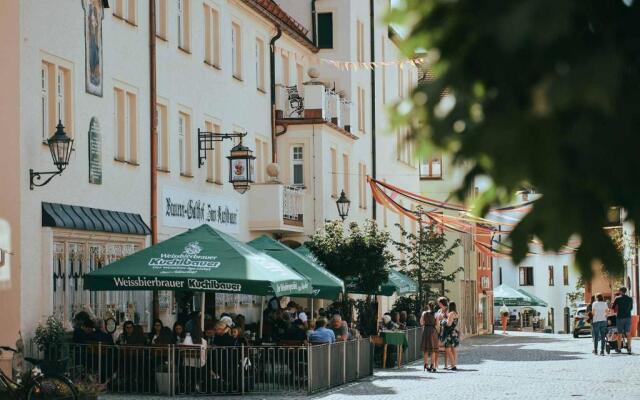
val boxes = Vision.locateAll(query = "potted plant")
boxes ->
[33,315,66,362]
[155,360,172,395]
[74,375,107,400]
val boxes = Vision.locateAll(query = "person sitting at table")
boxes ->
[234,314,246,331]
[204,321,216,345]
[93,319,114,344]
[148,319,164,345]
[406,313,419,328]
[281,319,308,343]
[308,318,336,344]
[330,314,350,341]
[213,321,235,347]
[391,312,403,329]
[399,311,408,329]
[231,327,249,347]
[116,321,135,345]
[173,321,186,344]
[380,314,399,331]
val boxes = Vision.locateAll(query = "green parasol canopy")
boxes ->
[84,225,312,297]
[493,284,548,307]
[345,269,418,296]
[248,235,344,300]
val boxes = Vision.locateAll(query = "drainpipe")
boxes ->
[270,26,283,163]
[311,0,317,46]
[369,0,377,219]
[149,0,159,320]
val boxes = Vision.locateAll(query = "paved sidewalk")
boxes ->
[102,332,640,400]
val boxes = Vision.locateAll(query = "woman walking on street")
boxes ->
[435,297,449,368]
[499,304,509,334]
[442,301,460,370]
[421,301,440,372]
[591,293,609,355]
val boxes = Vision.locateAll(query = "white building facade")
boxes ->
[0,0,419,370]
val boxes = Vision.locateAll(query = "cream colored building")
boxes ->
[0,0,418,369]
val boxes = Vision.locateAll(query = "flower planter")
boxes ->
[156,372,172,395]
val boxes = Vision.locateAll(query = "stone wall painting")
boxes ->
[82,0,104,97]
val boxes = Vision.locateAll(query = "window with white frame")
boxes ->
[114,86,138,164]
[178,111,192,176]
[177,0,190,51]
[330,147,338,197]
[156,102,169,171]
[291,145,304,187]
[52,233,148,328]
[254,137,269,183]
[155,0,167,38]
[255,38,265,90]
[519,266,534,286]
[357,20,365,63]
[419,155,442,179]
[204,4,220,67]
[357,87,365,132]
[397,127,414,166]
[113,0,137,25]
[41,60,72,142]
[343,153,350,197]
[231,22,242,79]
[296,63,304,90]
[205,120,221,183]
[358,162,367,209]
[281,53,290,86]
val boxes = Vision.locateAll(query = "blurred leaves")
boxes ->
[388,0,640,278]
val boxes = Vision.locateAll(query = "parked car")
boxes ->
[572,307,591,338]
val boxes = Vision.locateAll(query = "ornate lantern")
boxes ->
[227,142,256,194]
[336,190,351,221]
[30,120,74,190]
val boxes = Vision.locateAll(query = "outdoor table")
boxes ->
[380,331,409,368]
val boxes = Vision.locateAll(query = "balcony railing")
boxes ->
[249,183,305,233]
[276,84,352,132]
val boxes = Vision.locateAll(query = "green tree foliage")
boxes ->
[305,220,394,294]
[387,0,640,278]
[394,216,462,316]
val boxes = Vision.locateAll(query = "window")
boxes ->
[155,0,167,38]
[499,267,503,285]
[156,102,169,171]
[296,63,305,91]
[358,162,367,209]
[231,22,242,79]
[205,120,222,183]
[481,276,490,289]
[548,265,555,286]
[281,53,290,86]
[397,127,414,165]
[330,148,338,197]
[357,87,365,132]
[204,4,220,67]
[114,86,138,164]
[317,13,333,49]
[419,156,442,179]
[342,153,350,197]
[255,38,265,90]
[291,145,304,187]
[563,265,569,286]
[113,0,137,25]
[254,137,269,184]
[52,234,147,328]
[178,111,192,176]
[356,20,365,62]
[519,266,534,286]
[41,60,72,142]
[177,0,190,51]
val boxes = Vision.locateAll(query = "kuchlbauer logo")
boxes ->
[148,241,220,272]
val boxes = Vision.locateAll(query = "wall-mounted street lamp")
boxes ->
[197,128,255,194]
[30,121,74,190]
[336,190,351,221]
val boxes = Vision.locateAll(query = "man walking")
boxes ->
[612,287,633,354]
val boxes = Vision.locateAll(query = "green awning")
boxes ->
[84,225,312,297]
[42,202,150,235]
[493,284,548,307]
[248,235,344,299]
[345,269,418,296]
[516,288,548,307]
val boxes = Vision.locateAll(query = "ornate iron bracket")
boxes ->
[197,129,247,168]
[30,168,64,190]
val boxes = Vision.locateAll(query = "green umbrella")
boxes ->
[493,284,537,306]
[516,288,548,307]
[345,269,418,296]
[84,225,312,297]
[248,236,344,300]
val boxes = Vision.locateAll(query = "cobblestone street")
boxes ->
[102,332,640,400]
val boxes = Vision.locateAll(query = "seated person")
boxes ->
[73,319,97,344]
[231,327,249,346]
[204,321,217,346]
[380,314,398,331]
[307,318,336,344]
[405,314,418,327]
[330,315,349,341]
[281,319,308,343]
[212,321,236,347]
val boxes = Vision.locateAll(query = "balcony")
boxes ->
[249,183,304,233]
[276,82,354,134]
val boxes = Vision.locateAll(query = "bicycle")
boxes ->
[0,346,78,399]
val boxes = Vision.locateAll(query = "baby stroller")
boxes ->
[605,315,630,354]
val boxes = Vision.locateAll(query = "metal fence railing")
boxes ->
[29,338,374,396]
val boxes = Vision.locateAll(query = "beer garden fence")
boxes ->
[28,327,425,396]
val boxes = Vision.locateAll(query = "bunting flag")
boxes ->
[318,56,427,71]
[367,177,579,258]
